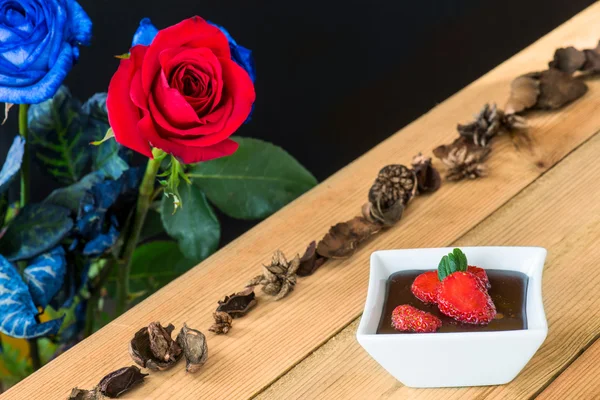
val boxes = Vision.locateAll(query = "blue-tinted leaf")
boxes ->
[0,255,64,339]
[45,171,106,212]
[132,18,159,47]
[83,224,119,256]
[23,247,67,309]
[76,168,143,255]
[0,136,25,195]
[0,204,74,261]
[83,93,129,180]
[28,86,91,184]
[81,92,108,124]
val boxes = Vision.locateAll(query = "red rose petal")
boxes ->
[152,71,201,128]
[142,17,229,94]
[107,46,153,158]
[138,112,238,163]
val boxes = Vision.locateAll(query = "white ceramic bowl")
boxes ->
[356,246,548,388]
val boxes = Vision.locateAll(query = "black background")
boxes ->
[0,0,594,245]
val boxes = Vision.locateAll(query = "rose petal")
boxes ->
[151,70,201,128]
[107,46,153,158]
[149,57,254,146]
[138,113,238,163]
[141,17,230,93]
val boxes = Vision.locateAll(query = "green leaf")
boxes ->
[28,86,90,184]
[106,241,196,303]
[129,241,196,293]
[90,127,114,146]
[447,253,458,274]
[453,248,468,271]
[189,137,317,220]
[438,248,469,280]
[0,341,31,388]
[0,204,73,261]
[437,255,451,281]
[139,208,165,243]
[160,184,220,263]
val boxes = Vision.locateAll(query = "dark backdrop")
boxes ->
[0,0,594,244]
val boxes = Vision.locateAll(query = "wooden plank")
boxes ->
[537,338,600,400]
[5,3,600,399]
[256,130,600,400]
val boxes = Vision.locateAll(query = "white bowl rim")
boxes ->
[357,246,548,338]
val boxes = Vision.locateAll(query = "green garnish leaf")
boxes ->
[437,255,450,281]
[438,248,468,280]
[452,248,468,271]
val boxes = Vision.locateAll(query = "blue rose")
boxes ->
[0,0,92,104]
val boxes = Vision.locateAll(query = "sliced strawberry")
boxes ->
[391,304,442,333]
[467,265,490,288]
[436,271,496,324]
[411,271,440,304]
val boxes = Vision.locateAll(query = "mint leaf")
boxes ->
[438,248,469,280]
[453,248,468,271]
[437,255,451,281]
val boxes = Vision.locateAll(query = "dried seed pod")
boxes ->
[368,165,417,210]
[176,323,208,373]
[362,199,404,226]
[316,216,381,259]
[129,322,182,371]
[549,46,586,74]
[549,41,600,74]
[433,137,491,181]
[216,288,257,318]
[505,69,587,114]
[98,366,148,398]
[247,250,301,300]
[297,241,328,277]
[534,69,588,109]
[68,388,99,400]
[209,311,232,334]
[505,76,540,115]
[410,153,441,194]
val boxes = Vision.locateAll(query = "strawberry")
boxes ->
[436,271,496,324]
[391,304,442,333]
[467,265,490,288]
[411,271,440,303]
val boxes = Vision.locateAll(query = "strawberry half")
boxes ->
[467,265,490,288]
[436,271,496,324]
[411,271,440,304]
[391,304,442,333]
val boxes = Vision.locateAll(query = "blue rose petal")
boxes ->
[132,18,159,47]
[0,0,92,104]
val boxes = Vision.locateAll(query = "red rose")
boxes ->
[107,17,255,163]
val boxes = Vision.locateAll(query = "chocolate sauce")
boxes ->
[377,269,528,334]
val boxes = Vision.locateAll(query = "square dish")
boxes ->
[356,246,548,388]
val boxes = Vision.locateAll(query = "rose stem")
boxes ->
[18,104,29,207]
[18,103,40,370]
[115,149,163,315]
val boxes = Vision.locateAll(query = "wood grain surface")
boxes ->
[257,131,600,400]
[4,3,600,399]
[537,339,600,400]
